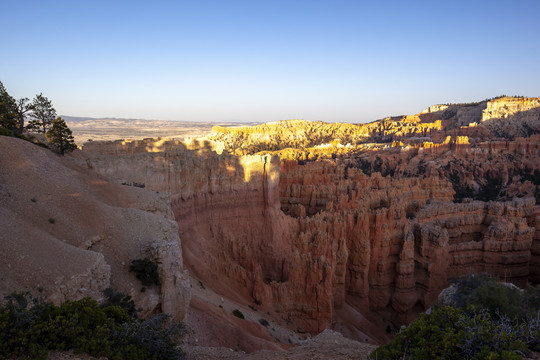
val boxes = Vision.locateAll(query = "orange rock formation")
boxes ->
[30,95,538,349]
[82,99,540,337]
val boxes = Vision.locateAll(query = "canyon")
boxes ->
[2,96,540,356]
[80,97,540,346]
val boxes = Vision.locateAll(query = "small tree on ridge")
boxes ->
[46,117,76,154]
[0,81,18,132]
[27,93,56,133]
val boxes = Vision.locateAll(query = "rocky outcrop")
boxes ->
[208,97,540,156]
[481,97,540,137]
[417,199,538,282]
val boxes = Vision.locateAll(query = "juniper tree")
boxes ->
[46,117,76,154]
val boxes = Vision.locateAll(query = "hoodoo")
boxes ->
[79,97,540,347]
[2,96,539,354]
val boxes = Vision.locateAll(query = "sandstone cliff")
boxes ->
[208,97,540,156]
[82,128,540,342]
[75,96,540,349]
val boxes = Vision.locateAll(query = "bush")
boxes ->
[370,306,531,360]
[0,126,14,136]
[370,275,540,359]
[101,288,139,319]
[232,309,244,319]
[0,289,187,360]
[452,274,540,321]
[129,258,160,286]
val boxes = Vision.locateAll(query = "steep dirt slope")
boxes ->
[0,136,190,319]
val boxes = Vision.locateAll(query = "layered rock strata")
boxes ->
[83,135,540,336]
[208,97,540,155]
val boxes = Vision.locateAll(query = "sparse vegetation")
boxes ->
[46,117,77,155]
[370,274,540,360]
[1,81,76,152]
[122,182,146,188]
[48,218,55,224]
[0,289,189,360]
[129,258,160,287]
[101,288,140,319]
[440,95,525,108]
[232,309,245,319]
[442,160,506,203]
[0,81,28,135]
[26,93,57,134]
[258,318,269,327]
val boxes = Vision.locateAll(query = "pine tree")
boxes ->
[0,81,19,133]
[27,93,56,133]
[15,97,30,134]
[46,117,77,154]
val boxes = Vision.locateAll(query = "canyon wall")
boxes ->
[278,160,540,325]
[78,97,540,338]
[85,139,335,332]
[83,131,540,336]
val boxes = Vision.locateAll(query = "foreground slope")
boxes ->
[0,136,190,319]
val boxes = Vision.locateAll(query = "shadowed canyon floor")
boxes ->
[3,96,540,359]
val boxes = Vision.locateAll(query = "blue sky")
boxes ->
[2,0,539,123]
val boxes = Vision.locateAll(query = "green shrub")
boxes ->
[370,306,528,360]
[0,126,14,136]
[370,275,540,359]
[129,258,160,286]
[452,274,540,321]
[0,126,49,148]
[101,288,139,319]
[0,289,187,360]
[117,313,190,360]
[232,309,244,319]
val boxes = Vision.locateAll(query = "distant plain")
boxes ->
[63,116,260,145]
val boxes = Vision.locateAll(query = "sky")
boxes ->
[2,0,540,123]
